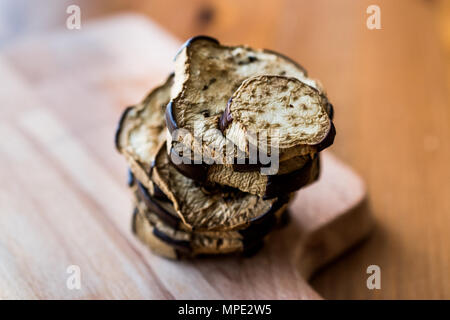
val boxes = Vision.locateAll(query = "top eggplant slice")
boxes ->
[220,75,334,159]
[169,36,334,165]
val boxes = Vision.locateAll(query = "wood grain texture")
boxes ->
[0,16,370,299]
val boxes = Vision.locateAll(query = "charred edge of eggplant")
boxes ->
[261,48,308,76]
[170,143,272,174]
[232,163,263,172]
[165,102,178,133]
[127,169,135,187]
[219,98,233,132]
[114,106,133,152]
[137,181,181,230]
[314,156,321,182]
[242,239,265,257]
[240,195,289,241]
[131,207,139,234]
[170,145,298,174]
[174,35,220,61]
[249,194,289,224]
[263,156,320,199]
[146,162,170,203]
[152,183,170,203]
[314,121,336,152]
[240,210,277,242]
[138,178,270,249]
[232,152,280,172]
[326,102,334,121]
[152,228,191,254]
[169,147,209,182]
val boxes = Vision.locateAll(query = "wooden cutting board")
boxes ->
[0,14,372,299]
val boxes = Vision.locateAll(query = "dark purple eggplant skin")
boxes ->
[137,181,182,230]
[152,228,191,254]
[147,161,171,202]
[242,239,264,257]
[128,165,169,202]
[219,98,233,132]
[240,194,289,240]
[231,153,290,172]
[169,147,209,182]
[131,207,139,234]
[232,163,263,172]
[314,122,336,152]
[127,169,135,187]
[166,102,210,181]
[169,144,279,175]
[241,214,275,240]
[326,102,334,121]
[168,146,320,199]
[114,106,133,152]
[174,35,220,60]
[152,183,171,203]
[250,194,289,224]
[135,177,289,243]
[263,155,320,200]
[169,144,293,175]
[165,102,178,133]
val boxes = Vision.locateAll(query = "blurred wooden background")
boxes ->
[1,0,449,299]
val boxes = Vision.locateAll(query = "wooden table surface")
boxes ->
[1,0,450,299]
